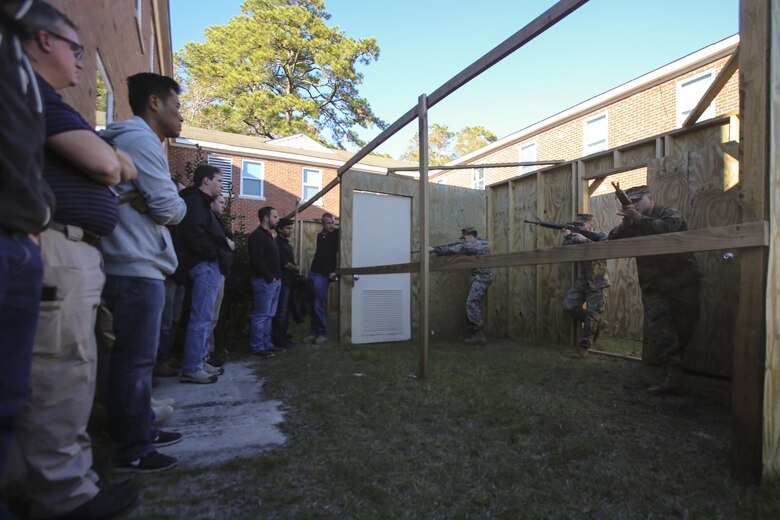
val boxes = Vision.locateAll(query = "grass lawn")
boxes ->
[127,332,780,519]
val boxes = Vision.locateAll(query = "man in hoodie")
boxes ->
[8,2,139,518]
[176,164,227,383]
[100,72,186,473]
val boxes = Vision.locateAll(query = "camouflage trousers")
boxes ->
[563,278,606,349]
[466,274,493,330]
[641,280,701,367]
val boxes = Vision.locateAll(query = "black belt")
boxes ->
[49,222,101,247]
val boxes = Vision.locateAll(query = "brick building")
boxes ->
[168,127,415,230]
[434,35,740,190]
[48,0,172,126]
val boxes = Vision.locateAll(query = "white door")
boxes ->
[351,191,411,344]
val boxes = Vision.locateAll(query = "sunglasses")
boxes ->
[45,30,84,61]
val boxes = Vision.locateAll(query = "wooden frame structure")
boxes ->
[289,0,777,482]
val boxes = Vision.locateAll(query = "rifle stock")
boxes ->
[611,181,632,206]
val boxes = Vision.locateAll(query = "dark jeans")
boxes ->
[272,283,292,346]
[157,277,185,364]
[102,275,163,462]
[309,272,329,337]
[0,231,42,480]
[182,261,221,374]
[250,278,281,352]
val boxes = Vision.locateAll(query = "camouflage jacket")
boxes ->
[433,238,492,278]
[607,204,700,292]
[563,231,610,289]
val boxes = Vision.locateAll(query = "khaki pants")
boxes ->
[7,229,104,517]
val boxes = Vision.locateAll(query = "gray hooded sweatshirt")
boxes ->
[100,116,186,279]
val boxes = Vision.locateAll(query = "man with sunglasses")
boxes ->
[7,2,139,519]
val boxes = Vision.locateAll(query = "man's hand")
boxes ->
[428,247,435,253]
[562,228,572,236]
[121,192,149,214]
[226,237,235,251]
[328,272,337,281]
[116,149,137,182]
[617,204,642,224]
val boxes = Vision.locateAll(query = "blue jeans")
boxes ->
[271,284,292,346]
[102,275,164,462]
[0,231,42,480]
[157,277,185,364]
[182,261,221,374]
[250,278,281,352]
[309,272,330,337]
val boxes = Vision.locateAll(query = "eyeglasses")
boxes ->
[45,30,84,61]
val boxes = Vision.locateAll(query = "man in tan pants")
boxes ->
[6,2,137,518]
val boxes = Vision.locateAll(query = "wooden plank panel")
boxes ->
[668,121,732,158]
[620,142,657,168]
[487,185,510,338]
[511,176,538,341]
[581,154,615,179]
[589,191,643,340]
[686,145,742,377]
[537,166,574,345]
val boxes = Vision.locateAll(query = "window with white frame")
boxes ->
[206,155,233,196]
[95,52,114,126]
[472,167,485,190]
[240,159,264,198]
[583,113,608,155]
[519,141,537,174]
[301,167,322,204]
[676,69,715,126]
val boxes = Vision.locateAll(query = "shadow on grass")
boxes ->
[117,332,780,519]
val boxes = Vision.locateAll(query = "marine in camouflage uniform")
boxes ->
[608,185,701,394]
[562,214,609,359]
[431,227,492,344]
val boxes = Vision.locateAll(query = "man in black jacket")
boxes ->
[272,218,298,349]
[176,164,226,384]
[248,206,281,356]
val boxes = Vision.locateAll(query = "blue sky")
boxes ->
[170,0,739,158]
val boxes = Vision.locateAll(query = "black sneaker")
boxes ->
[114,451,178,474]
[58,481,139,519]
[153,430,183,447]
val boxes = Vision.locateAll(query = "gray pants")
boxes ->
[466,275,493,329]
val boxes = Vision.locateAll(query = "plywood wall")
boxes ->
[338,172,486,343]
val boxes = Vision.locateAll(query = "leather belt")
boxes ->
[49,222,101,247]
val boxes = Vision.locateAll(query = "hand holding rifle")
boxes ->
[612,181,641,224]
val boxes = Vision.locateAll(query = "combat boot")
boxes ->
[648,365,685,396]
[572,346,588,360]
[464,328,486,345]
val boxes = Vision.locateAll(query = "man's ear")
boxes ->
[36,30,55,53]
[148,94,161,113]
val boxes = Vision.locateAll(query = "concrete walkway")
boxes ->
[150,359,286,467]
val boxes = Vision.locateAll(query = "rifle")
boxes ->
[523,219,603,242]
[611,181,632,206]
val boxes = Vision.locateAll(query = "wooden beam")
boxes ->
[285,0,588,219]
[418,95,430,381]
[582,162,649,181]
[733,0,770,484]
[391,160,565,173]
[339,221,769,275]
[683,48,739,128]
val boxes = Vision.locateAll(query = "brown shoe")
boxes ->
[463,329,486,345]
[153,362,179,377]
[572,347,589,360]
[648,365,685,396]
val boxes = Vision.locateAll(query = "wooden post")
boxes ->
[733,0,770,483]
[418,94,430,381]
[764,0,780,477]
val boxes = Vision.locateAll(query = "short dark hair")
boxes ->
[18,0,78,40]
[193,164,220,188]
[258,206,275,222]
[321,213,334,222]
[127,72,180,116]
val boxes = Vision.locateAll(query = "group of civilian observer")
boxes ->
[0,1,337,518]
[248,209,339,356]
